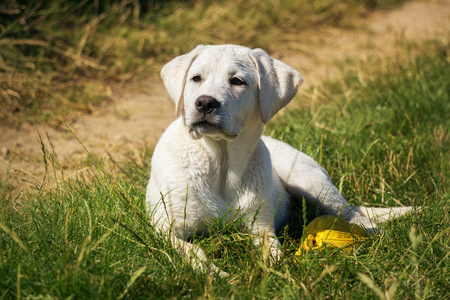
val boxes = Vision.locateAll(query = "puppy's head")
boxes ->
[161,45,303,140]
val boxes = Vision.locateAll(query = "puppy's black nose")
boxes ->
[195,96,220,114]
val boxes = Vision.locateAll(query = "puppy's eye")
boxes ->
[230,77,245,86]
[192,75,201,82]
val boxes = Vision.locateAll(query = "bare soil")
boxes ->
[1,0,449,194]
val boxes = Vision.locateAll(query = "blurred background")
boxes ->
[0,0,421,127]
[0,0,448,191]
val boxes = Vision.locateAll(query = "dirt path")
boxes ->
[1,0,449,193]
[280,0,450,90]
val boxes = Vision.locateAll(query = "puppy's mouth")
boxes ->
[188,120,237,140]
[191,120,219,130]
[189,120,221,136]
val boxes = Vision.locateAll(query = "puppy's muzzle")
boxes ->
[195,95,220,115]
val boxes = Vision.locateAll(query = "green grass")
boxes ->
[1,39,448,298]
[267,41,449,209]
[0,0,408,126]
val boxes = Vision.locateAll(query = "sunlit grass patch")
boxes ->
[267,40,449,208]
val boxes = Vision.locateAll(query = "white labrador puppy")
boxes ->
[146,44,412,276]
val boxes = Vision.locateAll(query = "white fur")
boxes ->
[146,45,413,276]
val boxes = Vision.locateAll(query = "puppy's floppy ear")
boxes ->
[250,48,303,124]
[161,45,205,117]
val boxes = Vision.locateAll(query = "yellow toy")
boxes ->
[295,215,368,255]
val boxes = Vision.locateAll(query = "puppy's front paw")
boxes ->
[253,234,282,266]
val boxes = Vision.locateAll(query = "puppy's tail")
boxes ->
[358,206,416,223]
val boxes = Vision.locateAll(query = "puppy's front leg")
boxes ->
[242,196,282,265]
[147,179,229,277]
[237,146,285,265]
[169,234,230,278]
[251,228,282,265]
